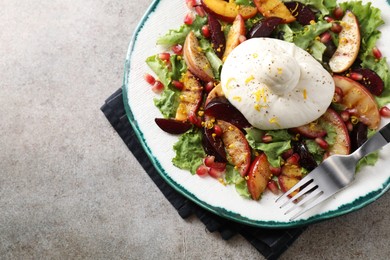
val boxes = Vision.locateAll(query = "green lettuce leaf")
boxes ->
[146,54,186,118]
[146,54,172,87]
[310,40,327,62]
[199,38,223,80]
[235,0,253,6]
[225,165,251,199]
[172,129,206,174]
[291,21,332,50]
[156,15,207,47]
[246,129,292,167]
[153,89,179,118]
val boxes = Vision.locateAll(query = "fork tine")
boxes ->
[278,180,318,209]
[289,192,334,220]
[284,188,323,215]
[275,174,314,203]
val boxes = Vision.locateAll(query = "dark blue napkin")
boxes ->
[101,88,306,260]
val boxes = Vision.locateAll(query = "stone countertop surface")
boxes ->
[1,0,389,259]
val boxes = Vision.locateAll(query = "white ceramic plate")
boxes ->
[123,0,390,228]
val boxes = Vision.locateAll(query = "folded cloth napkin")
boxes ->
[101,88,306,260]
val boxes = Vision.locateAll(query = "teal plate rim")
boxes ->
[121,0,390,229]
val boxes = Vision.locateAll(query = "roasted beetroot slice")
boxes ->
[208,14,225,59]
[247,17,284,38]
[292,141,318,171]
[204,96,251,129]
[155,118,192,134]
[350,68,384,96]
[202,127,227,162]
[349,122,368,152]
[323,40,337,63]
[285,1,316,25]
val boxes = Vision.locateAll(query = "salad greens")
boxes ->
[146,0,390,200]
[172,128,205,174]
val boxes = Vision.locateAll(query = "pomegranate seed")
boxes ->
[205,81,215,93]
[333,7,344,20]
[267,180,280,195]
[320,31,332,43]
[211,161,226,171]
[208,167,225,178]
[324,16,334,23]
[159,52,171,62]
[315,137,329,150]
[184,12,194,25]
[144,73,156,85]
[213,124,223,137]
[204,155,215,167]
[172,80,184,91]
[335,86,344,97]
[195,6,206,17]
[172,44,183,55]
[185,0,196,9]
[286,153,300,165]
[262,135,273,143]
[349,72,363,81]
[333,87,343,103]
[323,152,330,160]
[380,106,390,117]
[372,47,382,59]
[152,80,164,94]
[196,164,209,176]
[340,110,350,122]
[202,25,210,38]
[269,166,282,176]
[188,111,202,127]
[204,155,226,170]
[239,35,247,43]
[282,149,294,160]
[333,92,342,103]
[346,121,354,132]
[331,22,342,33]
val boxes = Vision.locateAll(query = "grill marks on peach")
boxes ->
[175,71,203,121]
[217,120,250,176]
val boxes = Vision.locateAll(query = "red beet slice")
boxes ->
[155,118,192,134]
[350,68,384,96]
[204,96,251,129]
[285,1,316,25]
[208,14,226,59]
[247,17,284,38]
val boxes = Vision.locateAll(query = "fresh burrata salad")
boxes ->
[144,0,390,200]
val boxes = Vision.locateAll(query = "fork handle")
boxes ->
[380,122,390,142]
[354,122,390,159]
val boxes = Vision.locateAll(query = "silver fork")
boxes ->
[276,121,390,220]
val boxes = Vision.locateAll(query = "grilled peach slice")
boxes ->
[278,175,300,197]
[329,10,361,73]
[247,153,272,200]
[222,14,246,62]
[217,120,251,176]
[253,0,296,23]
[205,82,224,106]
[319,108,350,155]
[201,0,258,23]
[183,31,214,83]
[281,164,303,179]
[291,123,327,139]
[175,71,203,121]
[333,75,380,129]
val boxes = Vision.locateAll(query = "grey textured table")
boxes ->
[1,0,389,259]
